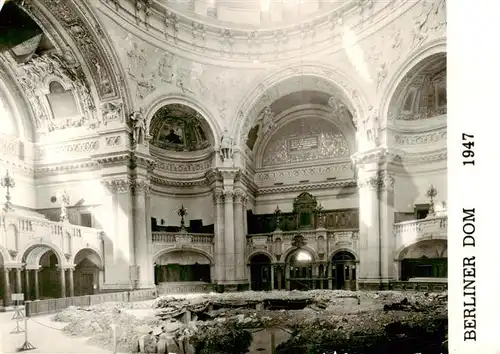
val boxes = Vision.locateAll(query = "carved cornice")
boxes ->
[150,175,207,188]
[92,152,132,166]
[36,139,100,161]
[101,0,417,63]
[130,153,157,172]
[257,180,356,195]
[351,147,403,166]
[34,161,99,176]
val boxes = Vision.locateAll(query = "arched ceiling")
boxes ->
[389,53,447,122]
[245,89,355,152]
[149,104,213,152]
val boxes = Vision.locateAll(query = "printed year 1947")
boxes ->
[462,133,475,166]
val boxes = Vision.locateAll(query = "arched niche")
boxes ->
[286,248,314,291]
[388,53,447,123]
[398,239,447,281]
[154,250,211,284]
[331,250,357,290]
[45,80,80,120]
[73,248,103,295]
[149,104,214,153]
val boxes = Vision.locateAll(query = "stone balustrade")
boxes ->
[393,216,447,252]
[151,231,215,260]
[0,211,104,267]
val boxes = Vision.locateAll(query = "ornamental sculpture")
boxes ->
[426,185,438,217]
[1,170,15,212]
[129,108,149,146]
[57,189,70,222]
[177,204,188,230]
[220,128,234,163]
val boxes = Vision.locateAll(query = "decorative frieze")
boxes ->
[105,135,122,147]
[36,140,100,161]
[155,159,211,174]
[394,130,447,146]
[255,163,352,182]
[258,180,356,195]
[101,177,132,194]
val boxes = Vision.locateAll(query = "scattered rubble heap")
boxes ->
[51,290,447,354]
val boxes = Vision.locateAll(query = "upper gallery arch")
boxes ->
[380,39,447,127]
[233,63,370,149]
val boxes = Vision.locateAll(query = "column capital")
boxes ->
[233,189,247,204]
[357,171,395,191]
[131,178,152,196]
[213,189,225,204]
[101,176,133,195]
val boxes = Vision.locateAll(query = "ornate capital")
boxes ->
[101,178,133,195]
[233,189,247,204]
[223,189,234,201]
[358,171,395,191]
[131,179,152,196]
[212,189,225,204]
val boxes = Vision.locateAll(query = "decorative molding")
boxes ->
[101,177,133,194]
[34,161,99,175]
[155,159,211,174]
[37,140,100,160]
[150,175,207,188]
[212,189,224,204]
[352,147,403,166]
[105,135,122,147]
[257,180,356,195]
[255,163,352,182]
[394,130,446,146]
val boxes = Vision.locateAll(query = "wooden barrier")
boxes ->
[25,289,158,317]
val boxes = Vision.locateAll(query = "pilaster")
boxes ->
[212,188,225,283]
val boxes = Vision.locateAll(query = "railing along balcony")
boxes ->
[151,231,214,245]
[0,211,103,260]
[393,215,447,249]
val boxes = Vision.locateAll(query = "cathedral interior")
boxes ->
[0,0,447,307]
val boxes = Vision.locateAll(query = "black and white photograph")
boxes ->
[0,0,497,353]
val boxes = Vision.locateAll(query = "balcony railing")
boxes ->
[151,231,214,245]
[393,216,447,249]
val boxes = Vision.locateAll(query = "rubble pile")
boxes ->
[50,290,447,354]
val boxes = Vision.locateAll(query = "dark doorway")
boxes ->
[250,254,271,291]
[332,251,356,290]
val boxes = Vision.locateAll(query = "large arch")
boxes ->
[73,247,103,296]
[153,248,213,284]
[233,63,372,147]
[395,239,447,281]
[379,38,447,126]
[249,253,272,291]
[20,241,65,266]
[247,250,277,264]
[145,95,222,148]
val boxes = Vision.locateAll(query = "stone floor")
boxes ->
[0,311,111,354]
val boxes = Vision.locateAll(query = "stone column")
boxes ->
[34,269,40,300]
[356,170,381,290]
[15,267,22,294]
[3,268,11,307]
[378,171,396,288]
[285,264,290,290]
[394,261,401,281]
[133,178,155,289]
[233,189,246,282]
[270,264,274,290]
[24,268,30,301]
[213,189,225,283]
[67,268,75,297]
[276,266,282,290]
[223,189,235,282]
[327,263,333,289]
[59,267,66,298]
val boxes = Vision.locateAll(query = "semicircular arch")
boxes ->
[233,63,371,147]
[282,245,318,263]
[329,248,359,262]
[145,94,222,148]
[247,250,276,264]
[379,38,447,126]
[395,237,447,261]
[152,247,214,265]
[20,240,65,266]
[72,247,104,268]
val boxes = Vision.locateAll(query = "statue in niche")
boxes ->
[363,108,380,147]
[129,108,148,145]
[259,106,275,135]
[220,127,233,162]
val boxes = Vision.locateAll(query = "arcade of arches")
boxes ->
[0,0,447,307]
